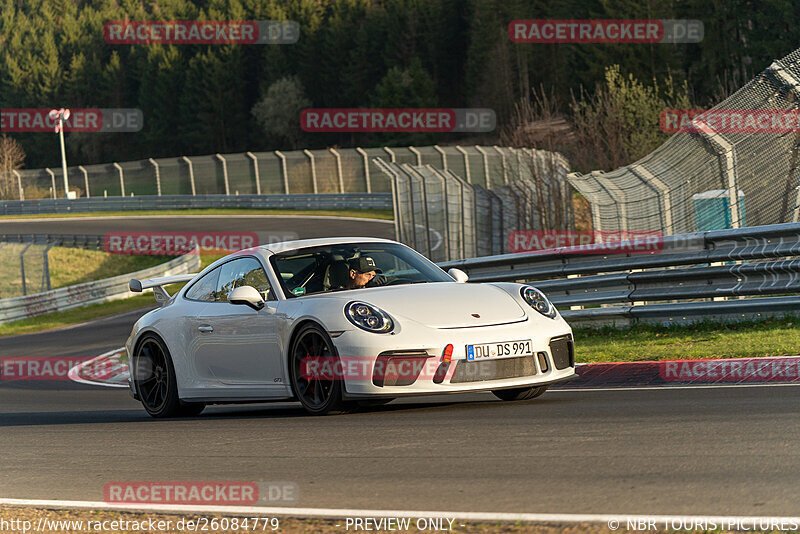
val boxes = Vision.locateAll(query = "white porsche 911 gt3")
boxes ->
[126,237,575,416]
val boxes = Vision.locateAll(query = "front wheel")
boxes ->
[133,335,204,418]
[289,323,350,415]
[492,385,548,401]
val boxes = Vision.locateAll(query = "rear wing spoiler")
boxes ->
[129,273,197,306]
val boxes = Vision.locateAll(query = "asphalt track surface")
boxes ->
[1,216,799,516]
[2,311,800,515]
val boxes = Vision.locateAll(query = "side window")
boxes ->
[184,268,220,302]
[216,257,274,302]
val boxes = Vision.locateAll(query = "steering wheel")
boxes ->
[386,277,414,286]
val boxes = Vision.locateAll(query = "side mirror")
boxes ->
[228,286,265,311]
[448,268,469,283]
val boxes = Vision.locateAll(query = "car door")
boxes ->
[192,256,283,393]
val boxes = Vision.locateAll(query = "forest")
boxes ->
[1,0,799,171]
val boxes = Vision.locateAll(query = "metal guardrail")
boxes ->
[440,222,800,326]
[6,223,800,327]
[0,233,104,249]
[0,193,392,216]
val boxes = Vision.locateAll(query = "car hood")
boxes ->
[312,282,527,328]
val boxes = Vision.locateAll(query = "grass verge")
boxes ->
[0,208,394,220]
[0,294,155,337]
[0,245,169,299]
[0,257,220,338]
[574,316,800,363]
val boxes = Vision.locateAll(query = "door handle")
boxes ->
[197,325,213,333]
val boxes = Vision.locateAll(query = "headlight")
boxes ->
[345,301,394,333]
[521,286,557,319]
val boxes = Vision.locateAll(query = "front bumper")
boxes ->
[333,316,575,397]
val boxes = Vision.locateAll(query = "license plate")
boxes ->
[466,340,533,361]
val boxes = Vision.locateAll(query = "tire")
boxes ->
[133,334,204,418]
[288,323,350,415]
[492,385,548,402]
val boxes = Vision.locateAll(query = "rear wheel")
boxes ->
[133,335,205,418]
[289,323,350,415]
[492,385,548,401]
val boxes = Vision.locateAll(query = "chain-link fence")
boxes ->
[12,145,563,200]
[376,148,573,262]
[0,242,52,298]
[568,46,800,235]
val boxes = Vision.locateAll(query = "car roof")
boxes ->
[259,236,397,255]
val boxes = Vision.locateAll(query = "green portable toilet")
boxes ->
[692,189,746,230]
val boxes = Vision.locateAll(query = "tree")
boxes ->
[0,135,26,200]
[251,75,311,150]
[370,57,438,145]
[569,65,692,171]
[371,57,438,108]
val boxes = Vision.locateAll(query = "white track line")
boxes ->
[0,215,393,224]
[0,498,798,525]
[67,347,128,388]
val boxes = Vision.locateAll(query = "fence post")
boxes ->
[455,146,471,183]
[215,154,230,196]
[41,244,53,291]
[78,165,89,198]
[303,149,318,194]
[425,165,451,260]
[246,152,261,195]
[148,158,161,196]
[46,168,56,198]
[19,242,33,296]
[355,147,371,193]
[329,148,345,193]
[383,147,396,162]
[446,169,472,259]
[433,145,447,171]
[592,170,627,232]
[631,164,674,235]
[181,156,196,196]
[274,151,289,194]
[403,163,432,257]
[408,146,422,165]
[493,146,509,185]
[374,158,402,242]
[113,162,125,197]
[475,145,491,188]
[692,119,741,229]
[12,170,23,200]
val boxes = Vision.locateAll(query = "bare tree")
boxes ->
[500,85,575,231]
[0,135,25,200]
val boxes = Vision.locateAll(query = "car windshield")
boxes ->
[269,242,452,298]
